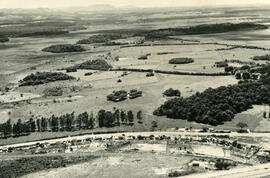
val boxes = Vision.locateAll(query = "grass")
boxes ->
[24,152,194,178]
[0,154,98,178]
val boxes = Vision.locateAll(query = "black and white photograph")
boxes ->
[1,0,270,177]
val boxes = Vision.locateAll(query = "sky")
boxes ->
[0,0,270,9]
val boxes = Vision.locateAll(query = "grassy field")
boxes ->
[23,152,195,178]
[0,153,98,178]
[1,7,270,147]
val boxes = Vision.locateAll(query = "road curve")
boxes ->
[182,163,270,178]
[0,131,269,149]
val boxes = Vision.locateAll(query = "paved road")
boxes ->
[182,163,270,178]
[0,131,269,149]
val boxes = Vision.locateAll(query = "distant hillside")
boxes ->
[65,4,116,13]
[141,22,268,39]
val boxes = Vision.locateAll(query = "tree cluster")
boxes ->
[71,59,112,71]
[76,34,124,44]
[169,58,194,64]
[42,44,85,53]
[252,54,270,61]
[19,72,75,86]
[98,109,139,127]
[154,67,270,126]
[0,110,143,138]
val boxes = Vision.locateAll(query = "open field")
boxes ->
[23,153,195,178]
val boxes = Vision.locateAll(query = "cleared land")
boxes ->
[23,153,194,178]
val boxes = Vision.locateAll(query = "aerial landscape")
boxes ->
[1,0,270,177]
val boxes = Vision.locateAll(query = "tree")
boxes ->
[163,88,181,97]
[242,72,251,80]
[51,115,59,132]
[104,111,114,127]
[137,110,143,124]
[235,73,241,80]
[76,114,83,130]
[59,115,67,131]
[41,117,48,131]
[88,112,95,129]
[114,109,120,126]
[120,110,127,125]
[66,112,75,131]
[151,121,158,131]
[215,159,231,170]
[80,112,89,129]
[225,66,234,73]
[127,110,134,125]
[3,119,12,137]
[236,122,248,131]
[36,118,41,132]
[98,110,106,127]
[29,118,36,132]
[12,123,18,136]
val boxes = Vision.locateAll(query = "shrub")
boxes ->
[66,68,77,73]
[84,72,93,76]
[42,44,85,53]
[252,55,270,61]
[225,66,234,73]
[73,59,112,70]
[163,88,181,97]
[157,52,174,55]
[215,61,228,68]
[235,73,242,80]
[138,55,148,60]
[19,72,75,86]
[215,159,233,170]
[168,169,197,177]
[240,65,250,71]
[169,58,194,64]
[146,72,154,77]
[242,72,251,80]
[43,87,63,96]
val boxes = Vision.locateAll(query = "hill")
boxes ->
[141,23,268,39]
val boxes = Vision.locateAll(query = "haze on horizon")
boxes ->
[0,0,270,9]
